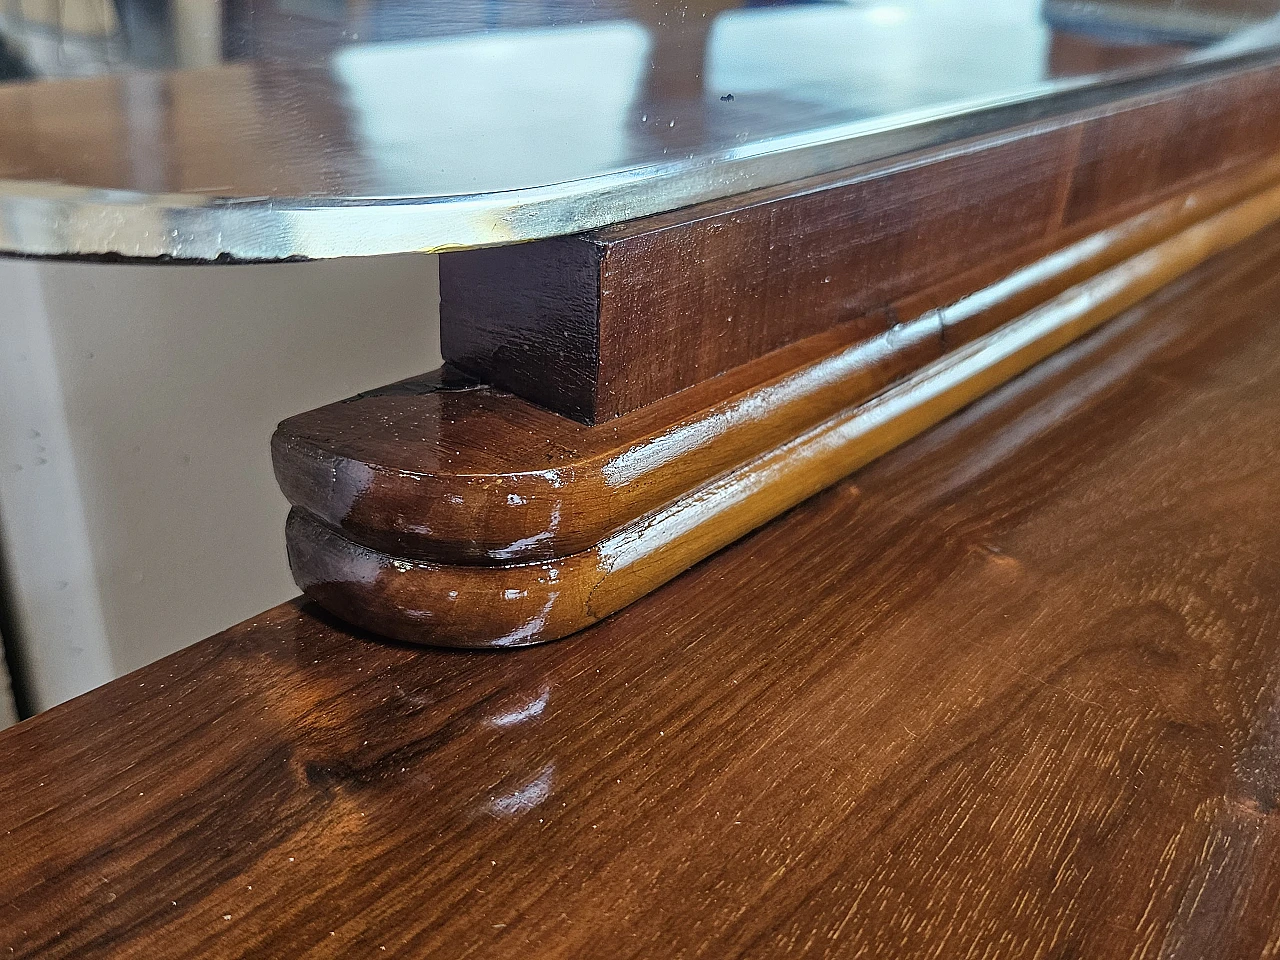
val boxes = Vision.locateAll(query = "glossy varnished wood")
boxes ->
[10,219,1280,956]
[276,157,1280,568]
[273,320,941,565]
[284,181,1280,646]
[441,60,1280,422]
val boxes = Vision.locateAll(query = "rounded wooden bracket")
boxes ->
[274,166,1280,648]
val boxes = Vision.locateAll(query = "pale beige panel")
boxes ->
[0,254,441,710]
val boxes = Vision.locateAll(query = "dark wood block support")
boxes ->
[441,60,1280,423]
[280,179,1280,647]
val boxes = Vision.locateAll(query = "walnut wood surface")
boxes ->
[285,182,1280,647]
[277,158,1280,568]
[440,59,1280,422]
[273,319,937,565]
[10,219,1280,956]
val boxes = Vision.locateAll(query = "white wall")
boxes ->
[0,254,442,716]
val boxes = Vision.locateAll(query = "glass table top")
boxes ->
[0,0,1277,260]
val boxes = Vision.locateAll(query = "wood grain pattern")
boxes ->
[275,157,1280,567]
[273,318,941,564]
[286,180,1280,647]
[441,59,1280,422]
[11,217,1280,957]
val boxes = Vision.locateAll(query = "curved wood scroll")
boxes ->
[277,176,1280,648]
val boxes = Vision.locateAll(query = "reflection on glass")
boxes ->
[0,0,1278,254]
[708,1,1052,123]
[333,22,652,193]
[1043,0,1278,45]
[1,0,1271,80]
[318,0,1279,196]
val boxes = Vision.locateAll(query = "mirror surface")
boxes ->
[1,0,1277,258]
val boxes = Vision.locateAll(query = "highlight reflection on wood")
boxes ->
[283,179,1280,648]
[9,221,1280,956]
[440,60,1280,421]
[275,156,1280,567]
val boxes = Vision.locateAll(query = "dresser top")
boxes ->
[0,0,1277,261]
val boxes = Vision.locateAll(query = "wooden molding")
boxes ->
[276,157,1280,568]
[440,59,1280,423]
[14,218,1280,953]
[283,179,1280,647]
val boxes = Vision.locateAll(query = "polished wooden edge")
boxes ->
[274,156,1280,566]
[273,320,938,563]
[287,179,1280,648]
[439,59,1280,421]
[14,221,1280,956]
